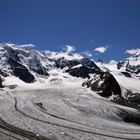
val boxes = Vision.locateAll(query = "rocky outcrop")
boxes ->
[117,56,140,77]
[55,57,79,69]
[82,72,121,97]
[8,57,35,83]
[66,58,101,78]
[113,90,140,110]
[0,70,9,77]
[0,76,3,88]
[66,65,101,78]
[117,108,140,125]
[127,65,140,75]
[0,44,49,83]
[29,55,48,76]
[80,58,101,70]
[121,72,131,77]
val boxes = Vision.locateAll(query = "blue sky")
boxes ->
[0,0,140,62]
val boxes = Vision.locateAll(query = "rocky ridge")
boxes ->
[0,43,140,110]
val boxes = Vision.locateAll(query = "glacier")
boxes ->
[0,43,140,140]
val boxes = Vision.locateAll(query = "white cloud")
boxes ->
[125,49,140,56]
[19,44,35,48]
[94,45,108,53]
[64,45,75,54]
[81,50,92,57]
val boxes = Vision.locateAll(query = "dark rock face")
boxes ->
[113,90,140,110]
[55,57,79,69]
[83,72,121,97]
[117,108,140,125]
[66,65,101,79]
[65,58,101,78]
[126,64,140,74]
[117,60,140,76]
[55,58,101,78]
[6,48,35,83]
[0,70,9,77]
[121,72,131,77]
[98,59,104,63]
[8,57,35,83]
[80,58,100,70]
[0,45,50,83]
[117,61,127,70]
[0,76,3,88]
[29,55,48,76]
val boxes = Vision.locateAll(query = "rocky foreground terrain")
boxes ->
[0,43,140,140]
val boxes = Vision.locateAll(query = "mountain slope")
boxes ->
[0,43,140,108]
[0,43,140,140]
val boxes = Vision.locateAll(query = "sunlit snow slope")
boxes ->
[0,43,140,140]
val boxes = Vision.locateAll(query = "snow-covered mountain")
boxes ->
[98,50,140,78]
[0,43,140,140]
[0,43,140,108]
[0,43,102,83]
[117,52,140,77]
[95,55,140,109]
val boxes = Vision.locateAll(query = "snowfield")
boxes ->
[0,43,140,140]
[0,74,140,140]
[96,61,140,93]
